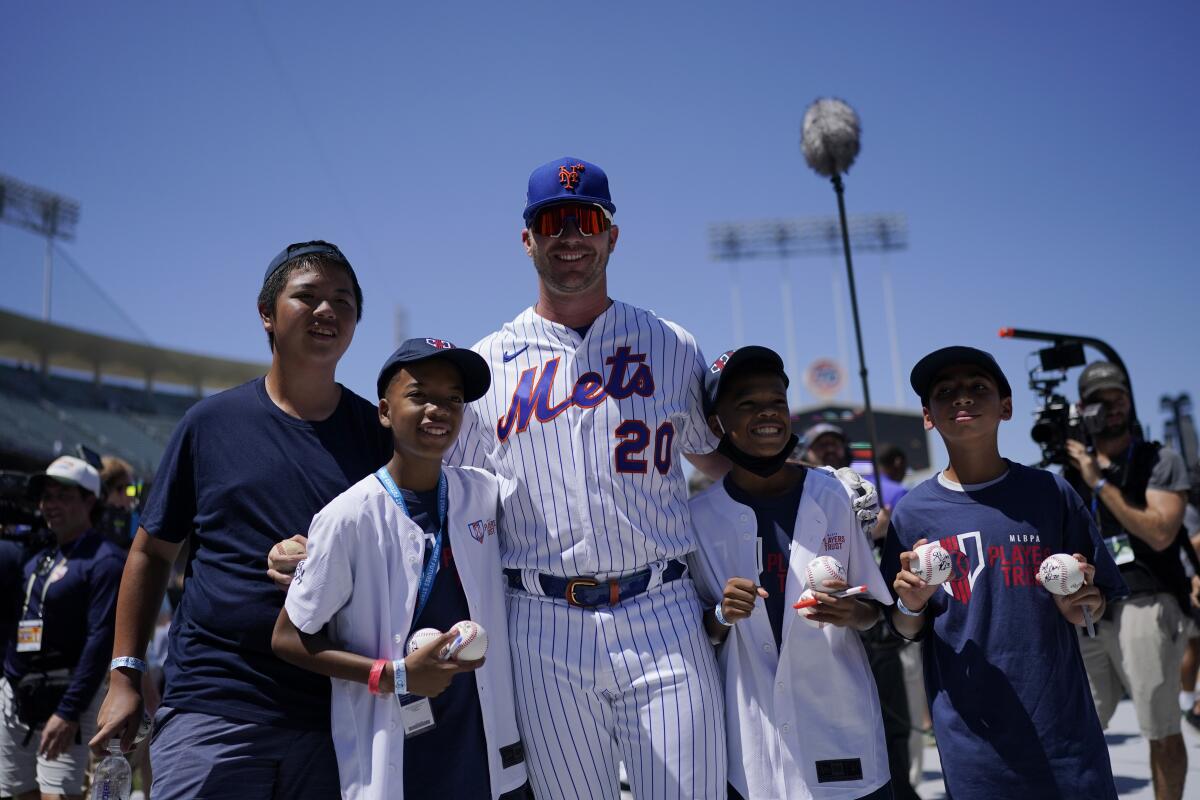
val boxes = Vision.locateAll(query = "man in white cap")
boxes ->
[0,456,125,800]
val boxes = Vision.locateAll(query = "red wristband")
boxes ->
[367,659,388,695]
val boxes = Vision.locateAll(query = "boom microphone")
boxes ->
[801,97,861,178]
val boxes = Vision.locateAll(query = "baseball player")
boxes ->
[92,242,392,800]
[882,346,1126,800]
[272,339,530,800]
[445,157,728,799]
[686,346,894,800]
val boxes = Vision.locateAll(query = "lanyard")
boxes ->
[21,550,69,620]
[374,467,448,624]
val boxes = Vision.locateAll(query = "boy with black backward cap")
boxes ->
[881,346,1127,800]
[92,241,392,800]
[687,346,895,800]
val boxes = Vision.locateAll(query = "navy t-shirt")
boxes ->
[4,530,125,721]
[400,487,491,800]
[880,462,1127,800]
[723,473,806,648]
[140,378,391,729]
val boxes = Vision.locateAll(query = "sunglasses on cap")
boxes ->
[531,203,613,238]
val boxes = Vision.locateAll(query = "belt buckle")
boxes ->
[565,578,599,607]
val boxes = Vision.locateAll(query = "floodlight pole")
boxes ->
[831,174,880,484]
[42,207,58,322]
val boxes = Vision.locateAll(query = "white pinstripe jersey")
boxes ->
[446,300,719,578]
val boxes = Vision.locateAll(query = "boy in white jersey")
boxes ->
[687,346,894,800]
[271,338,530,800]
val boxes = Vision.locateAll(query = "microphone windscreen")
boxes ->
[801,98,861,177]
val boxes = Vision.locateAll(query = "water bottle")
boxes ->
[93,739,132,800]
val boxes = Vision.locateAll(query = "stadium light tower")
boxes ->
[0,174,81,322]
[708,213,908,408]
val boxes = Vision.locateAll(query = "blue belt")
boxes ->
[504,560,687,608]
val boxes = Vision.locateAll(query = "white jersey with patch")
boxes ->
[687,468,892,800]
[447,300,718,578]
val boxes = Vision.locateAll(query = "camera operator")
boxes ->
[0,457,124,800]
[1064,361,1192,800]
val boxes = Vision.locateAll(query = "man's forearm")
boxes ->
[1095,484,1176,551]
[111,529,179,662]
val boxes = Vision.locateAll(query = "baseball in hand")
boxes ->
[910,542,952,585]
[1037,554,1084,596]
[805,555,847,594]
[274,539,305,557]
[407,627,443,656]
[795,589,827,628]
[444,620,488,661]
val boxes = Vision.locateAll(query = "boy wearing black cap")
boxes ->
[272,339,528,800]
[687,346,894,800]
[93,242,392,799]
[881,346,1127,800]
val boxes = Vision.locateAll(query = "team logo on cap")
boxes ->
[709,351,734,375]
[558,163,585,191]
[425,338,454,350]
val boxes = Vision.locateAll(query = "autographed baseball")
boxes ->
[445,620,488,661]
[795,590,827,629]
[406,627,443,656]
[910,542,953,585]
[274,539,305,557]
[804,555,847,594]
[1037,554,1084,596]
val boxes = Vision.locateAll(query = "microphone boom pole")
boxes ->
[801,98,880,484]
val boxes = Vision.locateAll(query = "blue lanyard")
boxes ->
[374,467,448,623]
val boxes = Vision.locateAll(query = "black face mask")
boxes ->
[717,433,800,478]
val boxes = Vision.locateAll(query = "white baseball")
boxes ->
[444,620,488,661]
[1037,554,1085,596]
[406,627,443,656]
[795,589,827,629]
[910,542,953,585]
[804,555,847,594]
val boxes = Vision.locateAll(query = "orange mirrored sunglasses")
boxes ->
[532,203,613,238]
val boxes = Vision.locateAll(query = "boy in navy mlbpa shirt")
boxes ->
[881,346,1127,800]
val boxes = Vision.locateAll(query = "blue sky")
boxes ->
[3,2,1197,468]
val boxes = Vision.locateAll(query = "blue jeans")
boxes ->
[149,706,340,800]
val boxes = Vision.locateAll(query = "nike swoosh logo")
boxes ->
[502,345,530,362]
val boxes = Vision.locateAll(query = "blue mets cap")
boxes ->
[703,346,789,415]
[909,346,1012,404]
[523,157,616,225]
[377,338,491,402]
[263,240,351,285]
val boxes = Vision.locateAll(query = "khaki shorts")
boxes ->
[0,677,102,796]
[1079,593,1189,740]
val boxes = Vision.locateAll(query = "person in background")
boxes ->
[0,457,124,800]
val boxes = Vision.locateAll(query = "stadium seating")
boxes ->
[0,363,196,475]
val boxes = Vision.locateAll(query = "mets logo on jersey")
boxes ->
[937,531,984,603]
[709,351,734,374]
[425,338,454,350]
[468,518,497,543]
[558,163,585,190]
